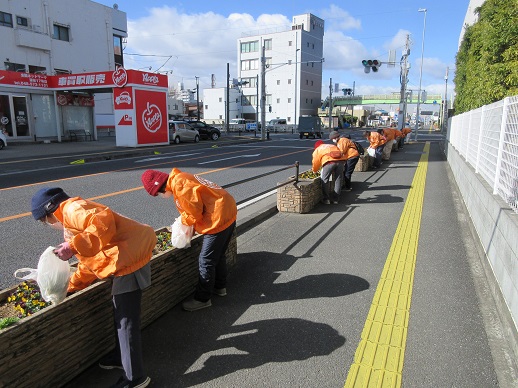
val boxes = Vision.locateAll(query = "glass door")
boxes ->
[12,96,29,137]
[0,94,31,138]
[0,94,13,137]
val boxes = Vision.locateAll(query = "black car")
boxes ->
[184,120,221,140]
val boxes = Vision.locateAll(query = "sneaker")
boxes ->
[182,298,212,311]
[214,288,227,297]
[110,376,150,388]
[99,354,123,370]
[321,199,331,205]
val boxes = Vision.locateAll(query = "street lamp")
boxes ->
[414,8,427,141]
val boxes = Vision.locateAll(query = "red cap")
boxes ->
[141,170,169,196]
[314,140,324,149]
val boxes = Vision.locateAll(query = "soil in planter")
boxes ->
[0,302,17,319]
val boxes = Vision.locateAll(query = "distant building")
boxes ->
[0,0,127,141]
[202,13,324,127]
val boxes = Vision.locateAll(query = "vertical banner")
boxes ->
[135,89,168,145]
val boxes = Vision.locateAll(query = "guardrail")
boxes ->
[449,95,518,213]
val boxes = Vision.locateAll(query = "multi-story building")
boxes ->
[238,13,324,126]
[0,0,126,141]
[203,13,324,127]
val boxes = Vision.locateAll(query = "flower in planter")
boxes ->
[4,281,51,319]
[299,170,321,179]
[153,231,173,254]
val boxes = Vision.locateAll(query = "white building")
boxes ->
[0,0,126,141]
[237,13,324,126]
[202,13,325,128]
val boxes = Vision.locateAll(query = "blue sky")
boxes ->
[97,1,470,101]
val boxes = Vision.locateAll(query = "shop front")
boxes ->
[0,68,169,147]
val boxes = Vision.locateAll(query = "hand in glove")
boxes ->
[54,242,73,261]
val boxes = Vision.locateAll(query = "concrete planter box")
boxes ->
[277,173,323,213]
[0,228,237,388]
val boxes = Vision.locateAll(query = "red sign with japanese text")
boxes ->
[135,89,167,144]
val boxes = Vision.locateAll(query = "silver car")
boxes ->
[168,121,200,144]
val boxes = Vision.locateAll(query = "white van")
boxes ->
[266,118,287,131]
[229,118,246,125]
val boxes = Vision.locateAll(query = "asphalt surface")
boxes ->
[2,133,517,387]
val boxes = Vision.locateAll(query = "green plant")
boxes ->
[155,231,173,253]
[6,282,50,318]
[0,317,20,329]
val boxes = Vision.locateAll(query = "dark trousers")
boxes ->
[398,136,405,149]
[343,156,359,189]
[195,221,236,302]
[374,145,385,168]
[321,161,344,201]
[113,289,145,381]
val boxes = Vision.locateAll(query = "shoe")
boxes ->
[99,354,123,370]
[214,288,227,297]
[321,199,331,205]
[182,298,212,311]
[344,187,352,192]
[109,376,150,388]
[331,201,339,204]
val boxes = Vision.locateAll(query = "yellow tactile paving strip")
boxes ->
[344,142,431,388]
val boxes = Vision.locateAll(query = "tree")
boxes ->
[454,0,518,114]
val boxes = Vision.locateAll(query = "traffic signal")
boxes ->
[342,88,353,96]
[362,59,381,73]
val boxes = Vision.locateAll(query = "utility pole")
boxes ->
[260,44,266,141]
[226,63,229,133]
[398,34,410,131]
[329,78,333,131]
[442,66,449,133]
[256,74,259,133]
[195,76,200,121]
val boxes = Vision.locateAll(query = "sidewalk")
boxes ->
[61,141,517,388]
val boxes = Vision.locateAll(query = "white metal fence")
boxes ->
[449,96,518,213]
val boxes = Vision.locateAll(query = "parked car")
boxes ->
[168,121,200,144]
[0,129,7,150]
[184,120,221,140]
[266,118,287,131]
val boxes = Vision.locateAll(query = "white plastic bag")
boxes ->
[170,218,194,249]
[14,246,72,305]
[367,147,376,157]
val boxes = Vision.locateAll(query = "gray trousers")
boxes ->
[321,162,344,201]
[113,289,145,381]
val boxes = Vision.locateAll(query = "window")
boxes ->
[114,35,123,67]
[4,61,25,72]
[29,65,46,74]
[277,80,280,85]
[241,77,257,88]
[288,98,291,103]
[277,98,280,103]
[288,41,292,46]
[306,80,309,85]
[219,97,222,102]
[16,16,28,27]
[288,117,291,122]
[0,11,13,27]
[307,42,310,47]
[311,81,314,86]
[265,57,272,67]
[288,79,292,85]
[248,95,257,106]
[264,39,272,50]
[205,105,208,109]
[312,44,315,49]
[240,41,259,53]
[241,59,258,71]
[53,24,70,41]
[54,68,71,75]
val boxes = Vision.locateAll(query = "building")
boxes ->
[237,13,324,127]
[0,0,126,141]
[202,13,325,128]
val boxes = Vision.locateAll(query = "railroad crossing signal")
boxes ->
[362,59,381,73]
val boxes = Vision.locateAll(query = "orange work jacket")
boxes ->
[336,138,360,160]
[401,127,412,137]
[312,143,346,172]
[166,168,237,235]
[55,198,157,292]
[367,132,387,148]
[382,128,397,141]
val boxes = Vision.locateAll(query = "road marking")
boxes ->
[135,152,204,163]
[197,154,260,164]
[344,142,430,388]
